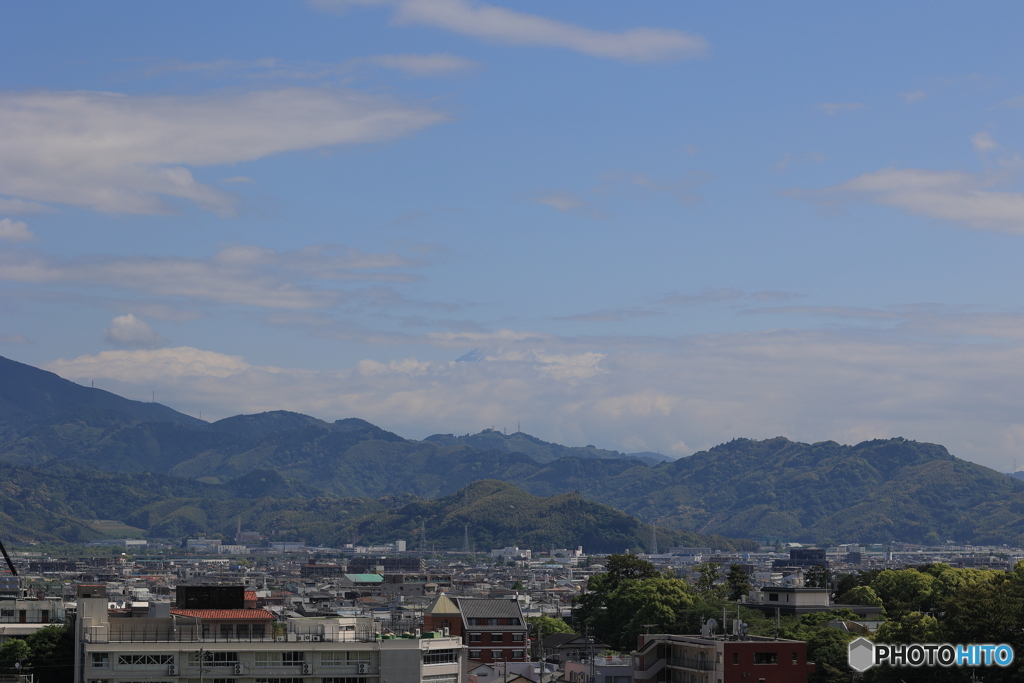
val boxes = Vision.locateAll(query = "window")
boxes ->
[512,651,524,659]
[237,624,250,639]
[753,653,778,665]
[321,651,375,667]
[0,609,13,618]
[252,624,266,639]
[117,654,175,668]
[220,624,233,639]
[424,675,458,683]
[188,652,238,667]
[92,653,109,668]
[323,679,369,683]
[423,649,457,665]
[732,653,738,665]
[491,651,502,659]
[469,650,482,659]
[508,618,521,625]
[490,633,503,643]
[767,593,778,602]
[512,633,524,642]
[254,679,305,683]
[255,652,304,667]
[792,652,798,664]
[470,633,482,642]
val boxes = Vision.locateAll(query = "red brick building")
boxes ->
[424,594,528,665]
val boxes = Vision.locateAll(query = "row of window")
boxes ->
[468,633,524,643]
[730,652,799,665]
[203,623,267,639]
[468,650,525,660]
[423,649,458,665]
[467,618,520,626]
[94,651,381,669]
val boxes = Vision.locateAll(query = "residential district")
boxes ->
[0,538,1021,683]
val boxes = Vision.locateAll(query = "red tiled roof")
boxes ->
[244,591,257,601]
[170,608,274,620]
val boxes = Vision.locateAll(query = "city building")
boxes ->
[73,584,466,683]
[634,632,816,683]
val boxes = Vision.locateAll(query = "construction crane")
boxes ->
[0,537,17,576]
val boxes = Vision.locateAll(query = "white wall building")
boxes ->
[73,584,466,683]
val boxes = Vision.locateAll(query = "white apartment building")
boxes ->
[74,584,466,683]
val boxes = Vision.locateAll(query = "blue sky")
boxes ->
[3,1,1024,470]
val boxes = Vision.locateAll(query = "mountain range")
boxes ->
[2,353,1024,548]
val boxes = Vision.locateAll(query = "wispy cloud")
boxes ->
[971,130,998,152]
[817,102,864,115]
[530,191,607,219]
[0,198,49,214]
[0,333,29,344]
[900,90,927,103]
[0,244,427,310]
[0,88,445,215]
[314,0,708,62]
[789,167,1024,233]
[774,151,826,172]
[552,309,664,323]
[149,53,478,80]
[0,218,33,242]
[596,170,712,206]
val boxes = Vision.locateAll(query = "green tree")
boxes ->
[871,568,936,614]
[511,580,524,590]
[527,615,574,639]
[874,611,940,643]
[693,562,721,592]
[726,564,751,601]
[605,554,659,585]
[0,639,31,674]
[25,626,75,683]
[805,564,830,588]
[835,585,882,607]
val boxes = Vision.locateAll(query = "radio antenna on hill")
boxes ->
[650,523,658,555]
[464,524,470,554]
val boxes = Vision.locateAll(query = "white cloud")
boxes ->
[0,198,48,213]
[363,53,479,75]
[0,218,32,242]
[44,328,1024,471]
[790,167,1024,233]
[900,90,927,103]
[0,243,425,309]
[0,88,445,215]
[103,314,166,349]
[530,191,607,220]
[817,102,864,115]
[971,130,998,152]
[316,0,708,62]
[149,53,478,80]
[0,333,29,344]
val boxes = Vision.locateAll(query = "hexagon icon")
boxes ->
[848,637,875,672]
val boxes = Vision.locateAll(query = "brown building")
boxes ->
[423,595,528,665]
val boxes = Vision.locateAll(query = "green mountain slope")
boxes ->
[581,437,1024,545]
[3,355,1024,546]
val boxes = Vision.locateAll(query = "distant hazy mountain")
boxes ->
[0,355,203,441]
[2,354,1024,547]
